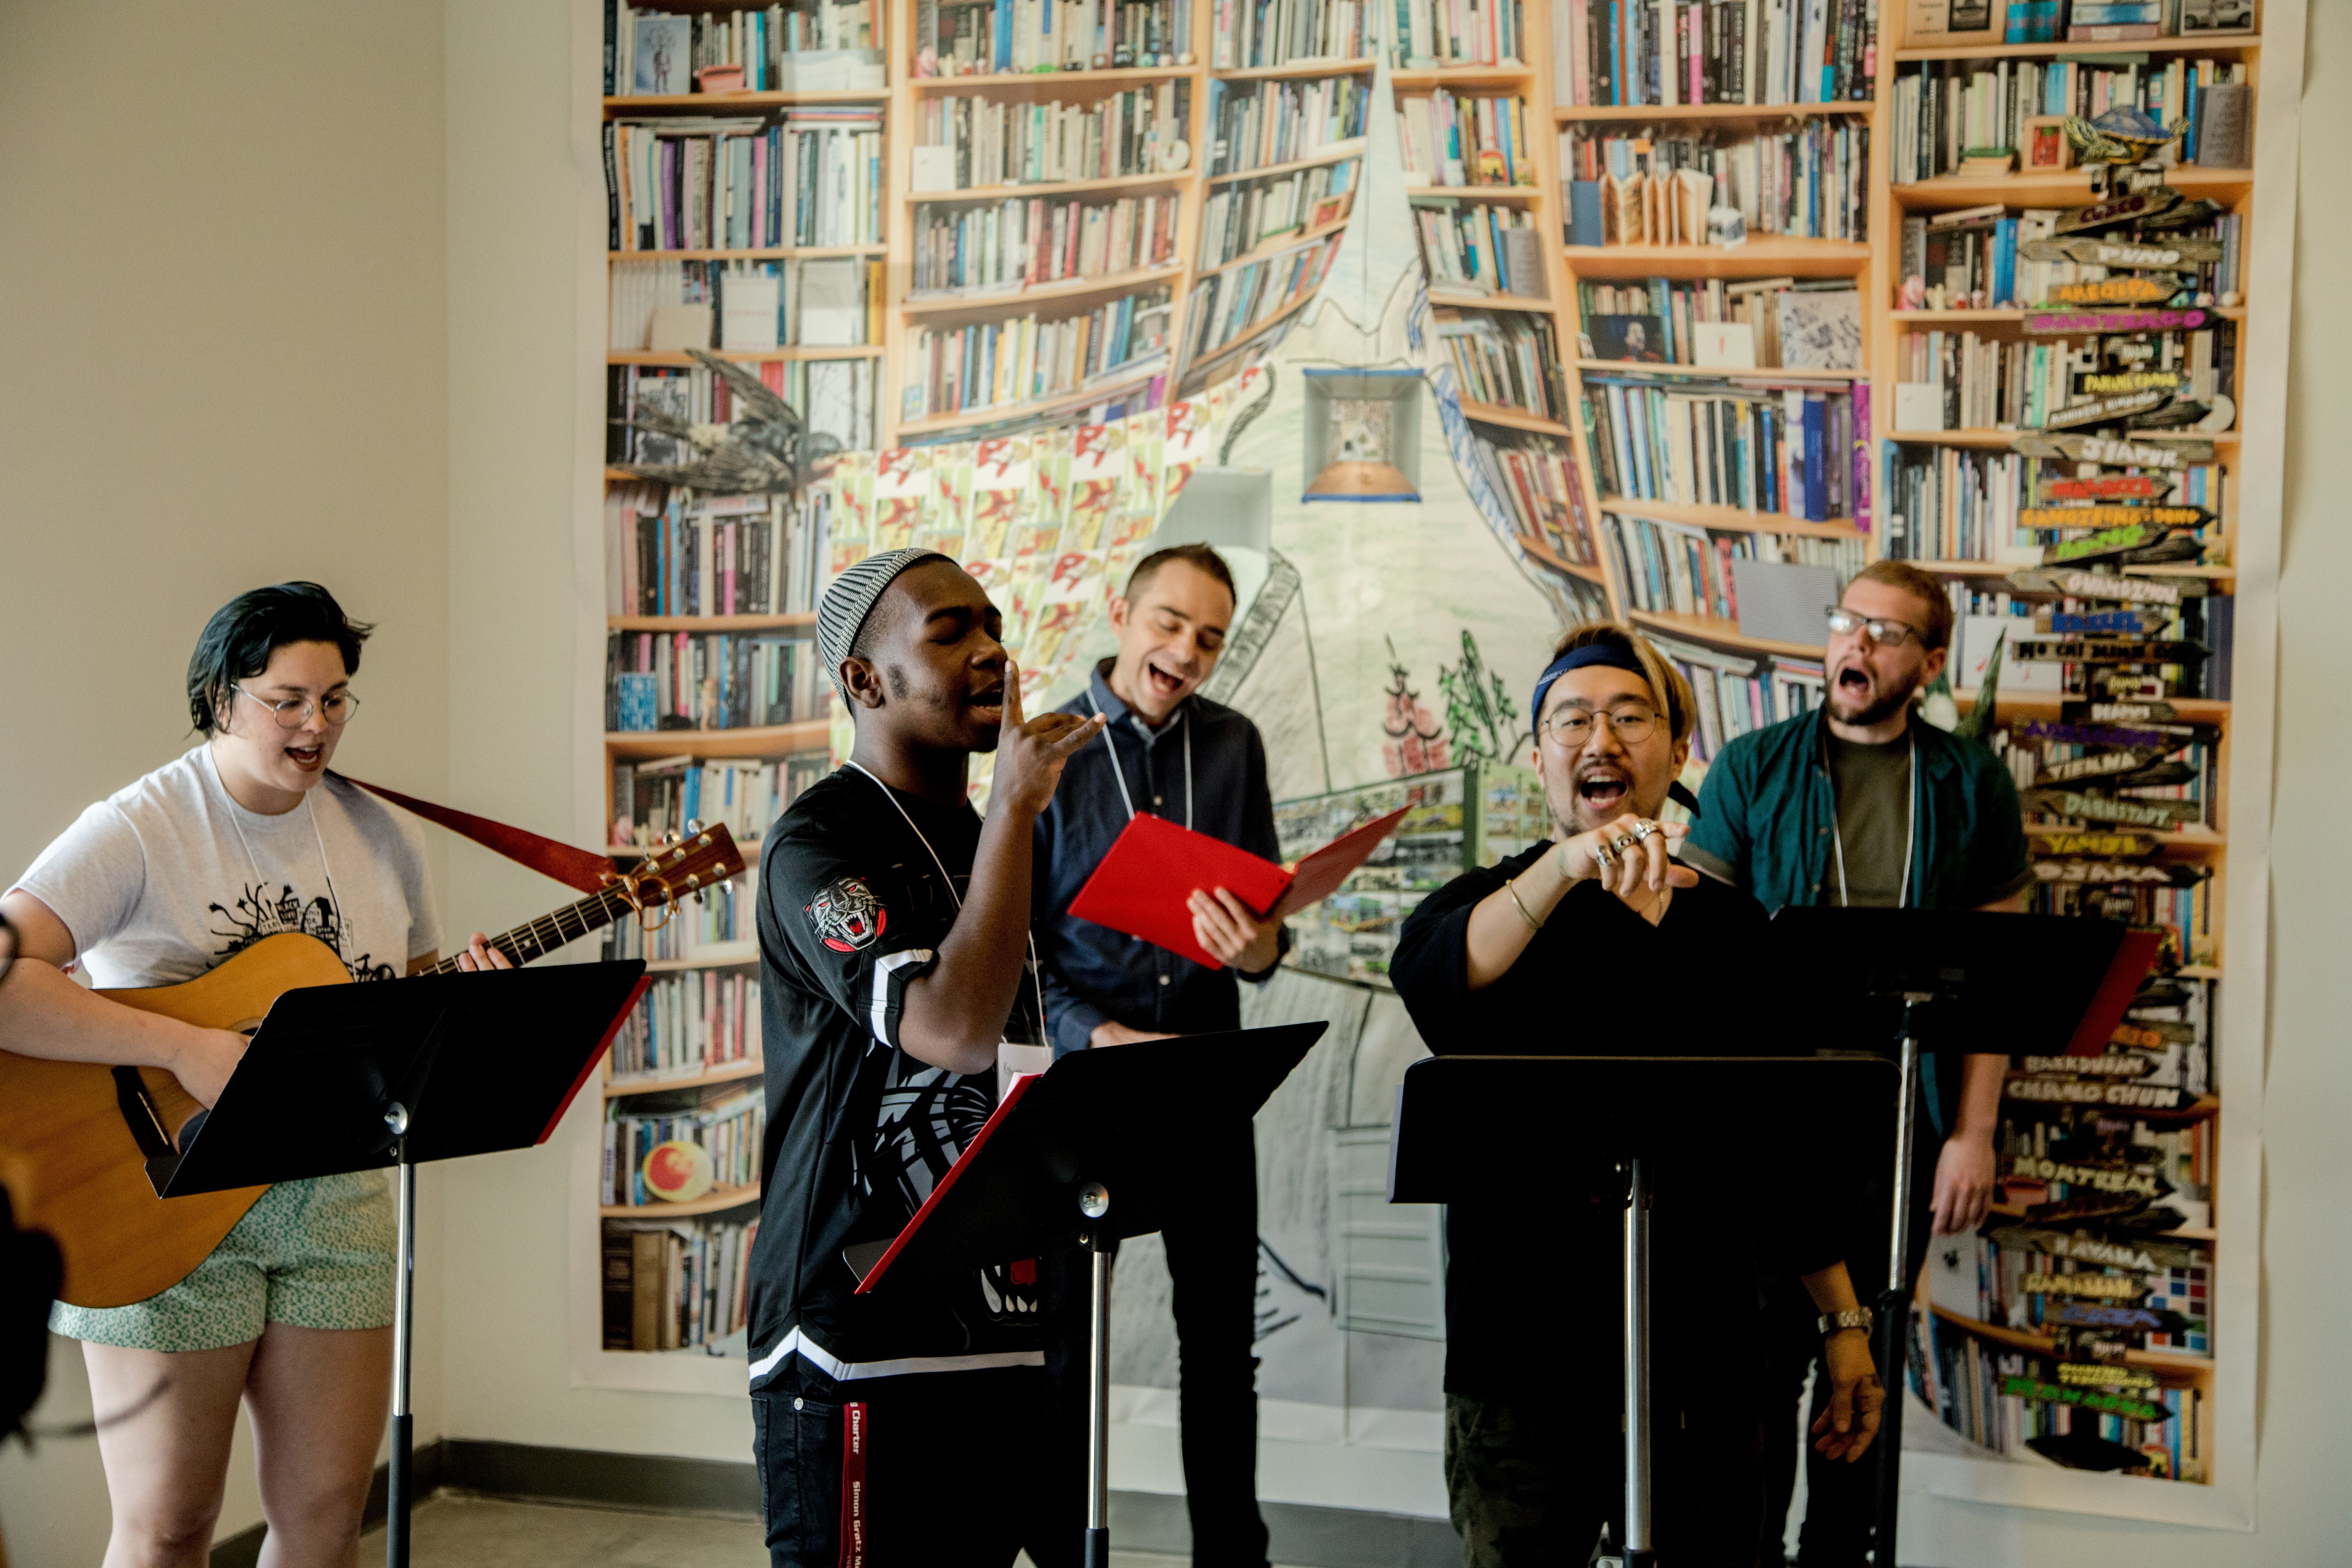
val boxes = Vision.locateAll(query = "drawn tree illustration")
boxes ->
[1436,629,1522,769]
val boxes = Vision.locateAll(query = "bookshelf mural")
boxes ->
[591,0,2269,1533]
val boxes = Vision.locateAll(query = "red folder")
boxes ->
[2062,927,2164,1056]
[1066,807,1407,969]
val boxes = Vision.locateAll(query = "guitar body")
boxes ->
[0,933,352,1309]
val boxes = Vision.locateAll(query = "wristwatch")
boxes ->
[1818,1308,1874,1338]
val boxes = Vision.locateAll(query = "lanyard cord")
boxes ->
[1829,731,1917,910]
[846,760,1046,1044]
[1087,690,1193,830]
[217,750,347,941]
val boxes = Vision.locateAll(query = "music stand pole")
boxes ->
[386,1108,418,1568]
[1622,1157,1654,1568]
[1870,1001,1930,1568]
[1080,1181,1114,1568]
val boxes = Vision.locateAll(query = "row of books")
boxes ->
[1395,91,1538,188]
[1205,75,1370,178]
[603,1087,764,1208]
[1389,0,1524,68]
[1894,324,2235,434]
[1466,427,1599,566]
[910,192,1179,297]
[1555,0,1878,109]
[606,114,884,253]
[1562,119,1870,243]
[1603,512,1866,624]
[610,360,883,460]
[1200,167,1354,268]
[913,84,1190,190]
[609,257,880,351]
[1881,447,2225,566]
[1415,198,1545,296]
[1890,57,2250,186]
[608,630,822,731]
[606,3,883,96]
[608,969,762,1083]
[1575,279,1858,371]
[904,291,1172,418]
[1919,1318,2202,1479]
[919,0,1192,75]
[610,751,832,853]
[604,881,759,961]
[1213,0,1370,69]
[1436,310,1569,420]
[606,489,824,619]
[601,1218,761,1353]
[1582,378,1867,522]
[1642,632,1824,764]
[1183,232,1342,363]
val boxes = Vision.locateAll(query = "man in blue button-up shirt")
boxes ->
[1033,542,1287,1568]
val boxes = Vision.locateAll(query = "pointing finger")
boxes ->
[1001,660,1024,732]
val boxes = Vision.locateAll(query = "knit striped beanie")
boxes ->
[816,548,951,693]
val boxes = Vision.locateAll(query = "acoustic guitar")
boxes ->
[0,826,745,1309]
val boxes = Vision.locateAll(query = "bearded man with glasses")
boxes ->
[1390,621,1883,1568]
[1676,559,2032,1568]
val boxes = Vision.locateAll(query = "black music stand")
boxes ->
[1390,1053,1899,1568]
[849,1022,1329,1568]
[148,963,650,1568]
[1766,909,2156,1567]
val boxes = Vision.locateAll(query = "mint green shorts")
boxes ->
[50,1171,396,1352]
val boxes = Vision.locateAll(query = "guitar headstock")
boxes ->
[617,822,747,909]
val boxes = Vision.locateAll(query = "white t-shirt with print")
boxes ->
[13,746,441,989]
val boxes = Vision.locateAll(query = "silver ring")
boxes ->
[1591,842,1615,868]
[1630,820,1659,844]
[1610,834,1637,853]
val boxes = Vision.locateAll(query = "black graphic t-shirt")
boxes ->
[746,767,1047,1388]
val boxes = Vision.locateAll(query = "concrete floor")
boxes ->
[356,1494,1310,1567]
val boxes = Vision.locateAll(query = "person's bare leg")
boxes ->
[84,1339,257,1568]
[244,1324,392,1568]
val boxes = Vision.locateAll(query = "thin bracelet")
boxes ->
[1503,877,1545,932]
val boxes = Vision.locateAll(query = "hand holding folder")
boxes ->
[1066,807,1407,969]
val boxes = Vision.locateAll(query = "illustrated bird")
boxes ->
[610,348,838,493]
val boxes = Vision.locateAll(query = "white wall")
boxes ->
[0,2,451,1561]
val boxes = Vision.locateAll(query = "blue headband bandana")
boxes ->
[1530,643,1651,727]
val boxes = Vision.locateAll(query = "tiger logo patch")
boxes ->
[807,876,887,953]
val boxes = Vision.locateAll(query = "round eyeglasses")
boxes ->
[235,685,360,729]
[1541,705,1660,747]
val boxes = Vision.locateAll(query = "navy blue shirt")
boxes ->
[1032,661,1286,1056]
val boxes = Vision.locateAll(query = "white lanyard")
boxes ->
[1829,732,1918,910]
[846,761,1047,1061]
[1087,690,1192,830]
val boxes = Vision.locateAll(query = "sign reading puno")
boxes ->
[2019,235,2225,267]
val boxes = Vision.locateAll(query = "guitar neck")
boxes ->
[421,883,641,974]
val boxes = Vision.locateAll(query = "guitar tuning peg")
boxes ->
[692,888,705,905]
[666,829,683,846]
[685,818,704,835]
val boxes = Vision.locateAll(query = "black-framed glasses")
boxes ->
[1541,705,1661,747]
[234,685,360,729]
[1824,607,1924,647]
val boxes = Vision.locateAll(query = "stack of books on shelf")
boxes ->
[606,2,885,95]
[1642,631,1825,764]
[1465,427,1597,564]
[604,1087,764,1208]
[911,192,1180,296]
[1184,233,1343,362]
[1891,57,2250,184]
[607,629,825,731]
[1896,206,2244,311]
[602,1218,761,1352]
[1202,171,1354,269]
[1554,0,1878,107]
[1577,278,1858,369]
[912,83,1191,188]
[611,752,833,853]
[1436,311,1568,418]
[1212,0,1369,69]
[1561,121,1870,244]
[1416,199,1547,295]
[1206,76,1369,177]
[605,488,828,619]
[1603,513,1865,624]
[1389,0,1524,67]
[607,880,761,961]
[1893,323,2236,434]
[919,0,1192,75]
[607,969,762,1084]
[606,113,886,252]
[1396,91,1538,187]
[904,291,1173,419]
[1583,377,1869,523]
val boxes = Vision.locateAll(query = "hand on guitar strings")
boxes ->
[454,933,517,972]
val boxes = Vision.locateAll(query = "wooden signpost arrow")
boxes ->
[2010,432,2215,466]
[2024,307,2212,336]
[2018,505,2211,533]
[2040,473,2166,501]
[2052,187,2183,235]
[2023,790,2206,827]
[2009,637,2208,663]
[2019,235,2225,267]
[2007,568,2190,604]
[2042,277,2183,307]
[2041,388,2177,431]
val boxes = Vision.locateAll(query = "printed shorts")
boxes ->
[50,1170,396,1353]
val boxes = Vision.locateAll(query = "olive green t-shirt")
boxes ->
[1826,732,1913,906]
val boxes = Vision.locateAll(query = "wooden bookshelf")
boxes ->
[604,1058,764,1099]
[601,1184,763,1220]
